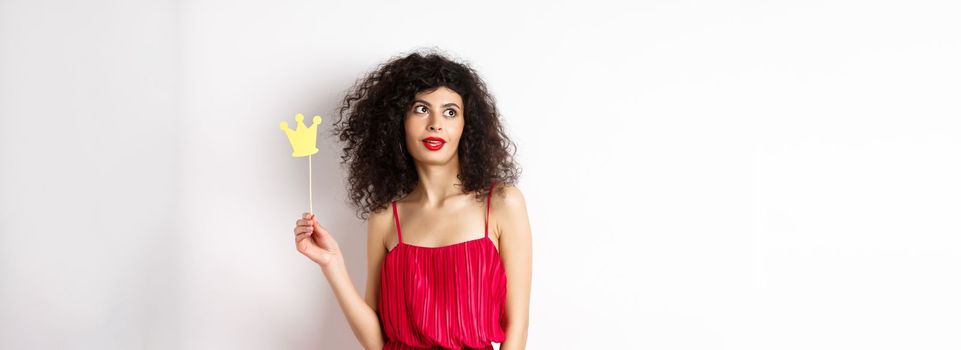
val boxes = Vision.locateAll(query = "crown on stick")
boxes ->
[279,113,322,157]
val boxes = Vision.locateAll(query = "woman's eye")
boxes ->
[445,109,456,117]
[414,105,427,113]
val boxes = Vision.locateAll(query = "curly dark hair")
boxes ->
[331,49,521,220]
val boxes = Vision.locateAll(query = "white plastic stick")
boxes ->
[308,154,313,215]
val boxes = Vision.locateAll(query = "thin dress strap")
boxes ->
[391,200,403,244]
[485,181,498,238]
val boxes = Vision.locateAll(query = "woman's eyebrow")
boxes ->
[413,99,461,109]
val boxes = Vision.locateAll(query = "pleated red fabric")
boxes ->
[379,181,507,350]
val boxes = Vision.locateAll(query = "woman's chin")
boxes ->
[413,152,457,166]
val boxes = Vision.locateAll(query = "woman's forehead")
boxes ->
[415,86,462,103]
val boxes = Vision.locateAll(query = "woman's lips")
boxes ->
[422,139,445,151]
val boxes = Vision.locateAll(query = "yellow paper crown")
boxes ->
[279,113,322,157]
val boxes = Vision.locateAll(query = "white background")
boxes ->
[1,0,959,349]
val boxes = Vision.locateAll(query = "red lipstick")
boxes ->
[422,136,446,151]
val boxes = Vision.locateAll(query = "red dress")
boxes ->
[379,182,507,349]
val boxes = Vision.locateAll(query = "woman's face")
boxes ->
[404,86,465,166]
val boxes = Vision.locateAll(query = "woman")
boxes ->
[292,50,532,349]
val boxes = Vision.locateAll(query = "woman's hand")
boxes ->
[294,212,343,268]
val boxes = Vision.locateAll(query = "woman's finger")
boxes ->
[311,219,326,236]
[296,231,312,244]
[294,235,310,248]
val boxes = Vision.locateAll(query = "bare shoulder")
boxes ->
[492,182,527,208]
[364,204,393,311]
[490,183,529,240]
[367,204,393,250]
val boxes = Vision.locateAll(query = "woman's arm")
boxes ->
[494,184,533,350]
[319,208,391,350]
[321,261,383,349]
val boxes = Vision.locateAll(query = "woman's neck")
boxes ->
[411,158,463,208]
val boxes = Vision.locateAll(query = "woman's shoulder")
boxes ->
[488,182,529,242]
[366,202,395,249]
[368,202,393,222]
[490,182,528,227]
[492,182,526,205]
